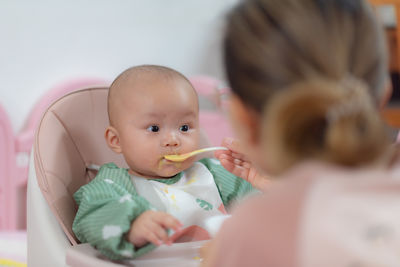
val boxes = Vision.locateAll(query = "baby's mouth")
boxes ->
[162,157,174,163]
[158,155,182,170]
[163,149,181,158]
[160,152,178,162]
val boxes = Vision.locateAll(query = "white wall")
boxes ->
[0,0,238,133]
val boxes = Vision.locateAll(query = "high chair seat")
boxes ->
[28,85,225,266]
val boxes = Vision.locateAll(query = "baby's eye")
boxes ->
[180,124,189,132]
[147,125,159,132]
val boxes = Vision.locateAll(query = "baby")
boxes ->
[72,65,259,260]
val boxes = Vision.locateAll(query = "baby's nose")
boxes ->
[162,133,180,147]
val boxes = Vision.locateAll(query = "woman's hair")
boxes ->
[224,0,390,172]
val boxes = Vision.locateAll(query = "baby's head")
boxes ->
[105,65,200,178]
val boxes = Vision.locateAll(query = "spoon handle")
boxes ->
[190,146,228,156]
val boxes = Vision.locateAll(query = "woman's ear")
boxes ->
[229,94,261,147]
[105,126,122,153]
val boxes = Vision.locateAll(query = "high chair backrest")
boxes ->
[34,87,126,244]
[0,103,15,230]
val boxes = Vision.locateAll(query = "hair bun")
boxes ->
[324,76,388,166]
[261,78,389,174]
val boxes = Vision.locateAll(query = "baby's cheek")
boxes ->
[188,139,200,152]
[134,153,156,169]
[183,157,196,170]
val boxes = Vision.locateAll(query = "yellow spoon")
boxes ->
[164,146,228,162]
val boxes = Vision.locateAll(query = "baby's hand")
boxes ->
[127,210,182,247]
[215,137,271,192]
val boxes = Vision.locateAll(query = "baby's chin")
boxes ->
[157,166,183,179]
[135,158,196,179]
[155,160,193,178]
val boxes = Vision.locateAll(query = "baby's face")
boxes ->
[114,76,200,178]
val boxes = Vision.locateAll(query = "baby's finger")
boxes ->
[146,221,170,244]
[154,225,169,244]
[145,230,162,246]
[160,214,183,233]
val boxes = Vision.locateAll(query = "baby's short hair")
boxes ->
[107,65,193,125]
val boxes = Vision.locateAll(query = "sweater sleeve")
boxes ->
[198,158,256,208]
[72,163,155,260]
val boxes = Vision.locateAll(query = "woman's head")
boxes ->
[224,0,390,174]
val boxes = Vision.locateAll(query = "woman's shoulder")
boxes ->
[214,162,400,266]
[226,161,400,236]
[295,163,400,266]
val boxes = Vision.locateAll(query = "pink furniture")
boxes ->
[0,78,108,231]
[0,104,16,230]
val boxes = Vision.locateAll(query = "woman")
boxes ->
[202,0,400,266]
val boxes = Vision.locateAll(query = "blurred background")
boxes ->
[0,0,238,133]
[1,1,400,265]
[1,1,400,135]
[0,2,240,263]
[374,1,400,135]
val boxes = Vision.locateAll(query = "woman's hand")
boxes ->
[215,137,271,192]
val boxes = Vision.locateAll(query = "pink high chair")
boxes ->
[27,78,233,266]
[0,78,107,231]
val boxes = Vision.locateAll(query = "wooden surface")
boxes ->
[370,0,400,72]
[382,106,400,128]
[387,28,399,71]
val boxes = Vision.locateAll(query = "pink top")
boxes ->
[205,162,400,267]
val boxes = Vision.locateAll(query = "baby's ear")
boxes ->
[105,126,122,153]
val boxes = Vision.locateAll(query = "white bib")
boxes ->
[131,162,229,241]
